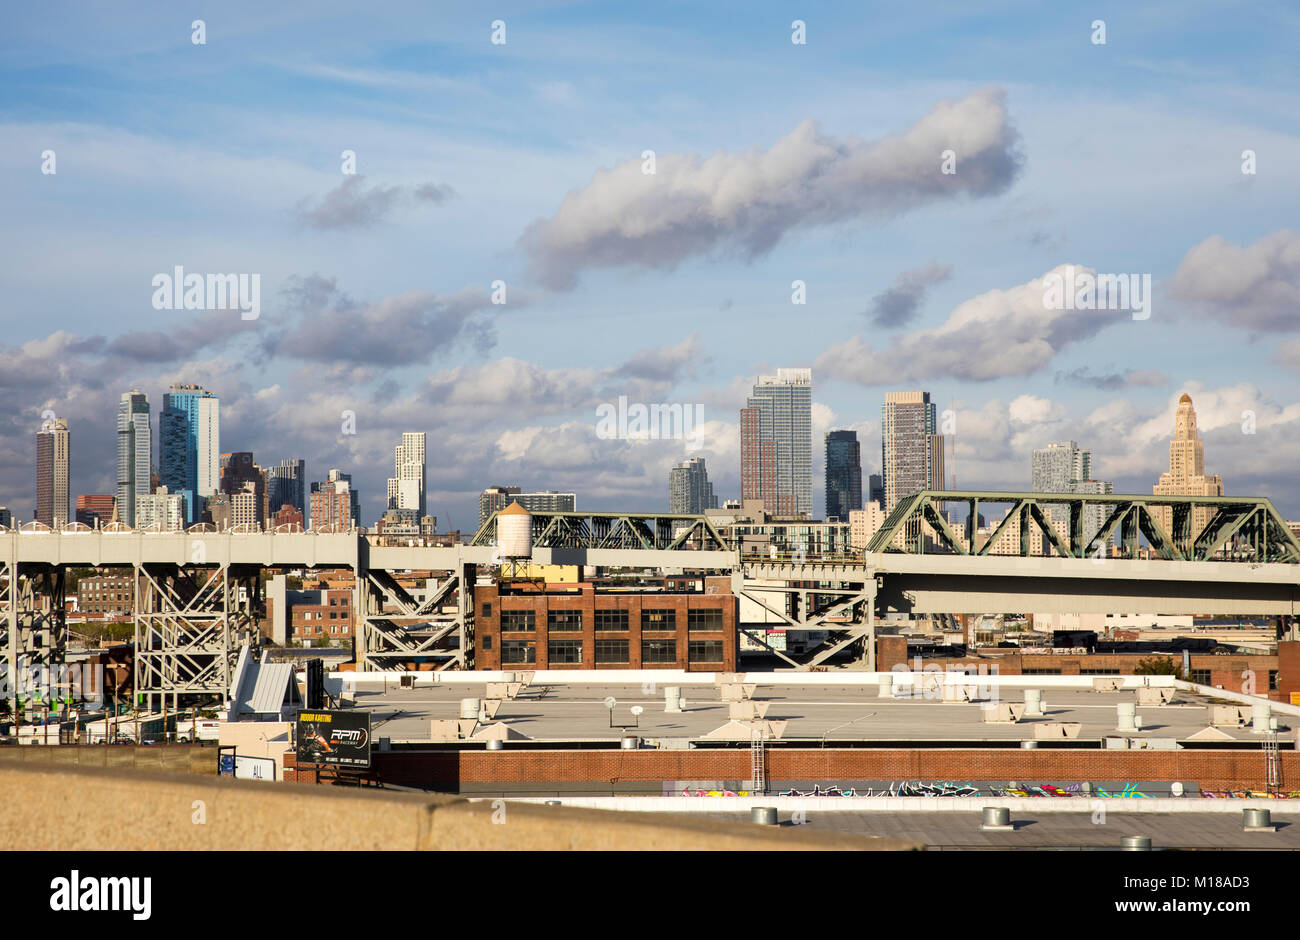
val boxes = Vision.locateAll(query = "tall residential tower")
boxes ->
[669,457,718,514]
[36,417,70,527]
[824,430,863,521]
[740,368,812,517]
[159,384,220,524]
[116,390,152,526]
[881,391,944,514]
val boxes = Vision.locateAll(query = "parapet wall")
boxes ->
[0,756,915,851]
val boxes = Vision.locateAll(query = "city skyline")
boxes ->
[2,5,1299,530]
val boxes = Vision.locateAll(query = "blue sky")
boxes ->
[3,0,1299,529]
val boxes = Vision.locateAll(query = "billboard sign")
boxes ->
[295,710,371,768]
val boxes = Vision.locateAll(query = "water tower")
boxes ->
[496,501,533,579]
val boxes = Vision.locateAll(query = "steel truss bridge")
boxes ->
[2,492,1298,709]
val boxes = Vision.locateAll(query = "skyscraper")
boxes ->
[36,417,70,528]
[1153,393,1224,538]
[387,432,426,517]
[669,457,718,514]
[824,430,863,521]
[267,459,306,517]
[117,390,151,527]
[867,473,884,509]
[740,368,812,517]
[881,391,944,514]
[478,486,576,526]
[159,383,220,524]
[310,469,361,531]
[1031,441,1115,547]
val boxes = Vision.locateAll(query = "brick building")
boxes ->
[875,636,1289,701]
[77,575,134,616]
[474,576,736,671]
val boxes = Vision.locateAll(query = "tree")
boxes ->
[1134,656,1180,675]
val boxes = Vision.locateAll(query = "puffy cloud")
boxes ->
[1170,230,1300,331]
[296,175,456,230]
[817,264,1133,385]
[869,261,952,328]
[272,280,499,365]
[521,87,1022,289]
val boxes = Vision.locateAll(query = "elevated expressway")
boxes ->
[2,491,1297,706]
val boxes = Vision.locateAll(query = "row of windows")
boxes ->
[499,639,726,665]
[495,608,725,632]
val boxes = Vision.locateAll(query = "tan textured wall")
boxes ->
[3,744,215,775]
[0,756,917,851]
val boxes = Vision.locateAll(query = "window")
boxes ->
[688,609,723,631]
[594,639,629,664]
[642,639,676,664]
[595,609,629,631]
[482,635,492,651]
[1021,668,1061,675]
[1189,669,1211,684]
[501,641,535,664]
[1270,670,1279,691]
[500,609,536,632]
[548,610,583,632]
[642,609,676,631]
[1079,668,1120,675]
[689,640,724,662]
[548,639,583,664]
[481,602,492,617]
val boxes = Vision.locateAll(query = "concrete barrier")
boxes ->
[0,757,915,851]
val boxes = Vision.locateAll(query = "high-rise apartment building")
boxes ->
[136,486,186,531]
[1153,393,1224,538]
[825,430,863,521]
[479,486,577,526]
[116,390,151,527]
[669,457,718,514]
[159,384,219,524]
[740,368,812,517]
[867,473,884,509]
[267,459,306,517]
[881,391,944,515]
[219,452,266,526]
[387,432,426,517]
[36,417,70,528]
[75,494,116,528]
[310,469,361,531]
[1031,441,1114,545]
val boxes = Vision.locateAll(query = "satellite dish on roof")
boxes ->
[630,705,644,716]
[603,696,616,709]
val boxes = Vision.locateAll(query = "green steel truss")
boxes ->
[470,510,729,552]
[866,490,1300,564]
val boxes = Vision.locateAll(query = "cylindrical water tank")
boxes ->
[486,738,503,751]
[460,697,481,719]
[582,565,597,579]
[1121,836,1152,851]
[1024,689,1042,714]
[496,502,533,559]
[877,676,892,698]
[665,686,682,713]
[751,807,778,826]
[620,735,639,750]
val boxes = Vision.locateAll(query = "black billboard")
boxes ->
[295,710,371,768]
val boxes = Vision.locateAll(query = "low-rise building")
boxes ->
[474,576,737,671]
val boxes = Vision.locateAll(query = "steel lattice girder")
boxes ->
[866,490,1300,563]
[470,510,728,551]
[133,563,258,703]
